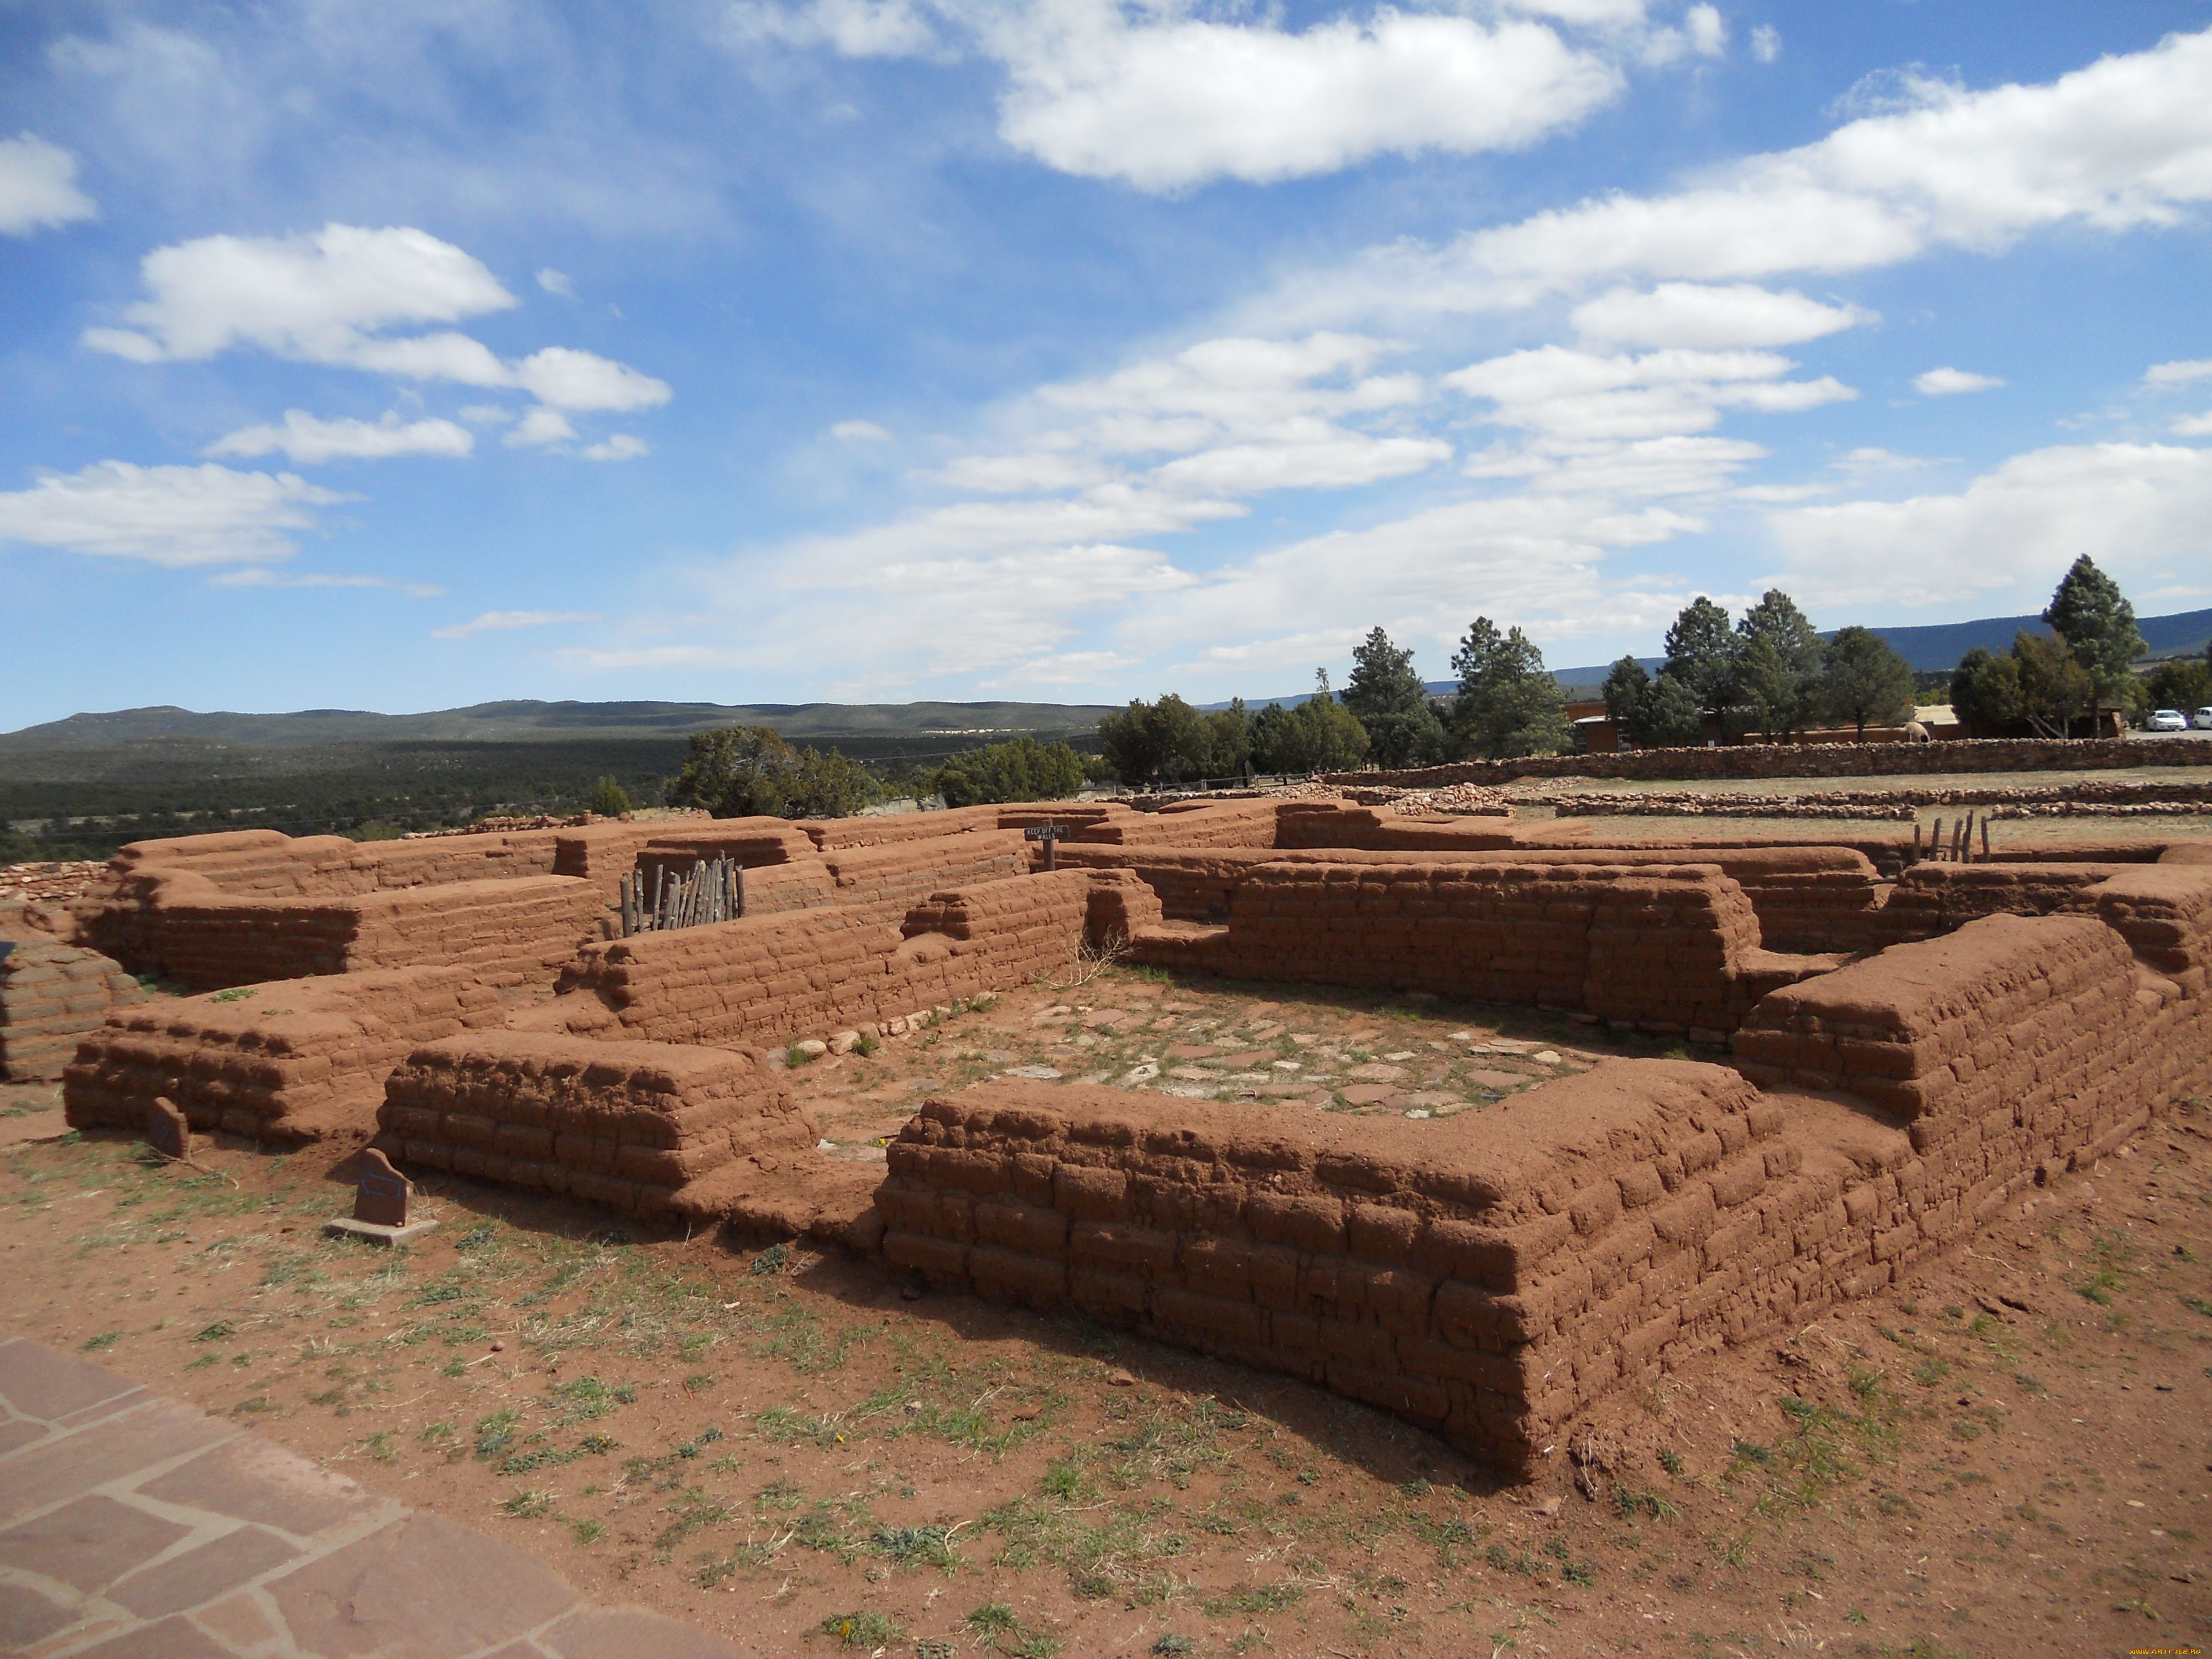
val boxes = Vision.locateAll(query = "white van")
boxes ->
[2196,706,2212,730]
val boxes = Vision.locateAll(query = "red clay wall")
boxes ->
[63,965,512,1140]
[1059,842,1883,956]
[1735,907,2210,1209]
[1129,861,1817,1039]
[86,874,608,992]
[542,869,1157,1048]
[878,899,2212,1472]
[875,1062,1794,1472]
[373,1034,827,1220]
[0,942,147,1082]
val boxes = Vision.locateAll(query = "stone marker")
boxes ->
[144,1097,190,1162]
[326,1147,437,1246]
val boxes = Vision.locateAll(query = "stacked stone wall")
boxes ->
[1339,737,2212,789]
[0,942,146,1082]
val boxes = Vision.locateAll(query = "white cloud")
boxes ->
[84,225,671,419]
[205,410,474,463]
[1765,441,2212,611]
[1913,366,2005,396]
[0,133,97,235]
[2174,412,2212,437]
[831,419,893,442]
[84,223,514,364]
[1750,24,1780,65]
[1683,4,1726,58]
[1258,24,2212,324]
[432,609,603,639]
[504,408,578,447]
[459,404,514,425]
[581,434,650,461]
[0,460,350,567]
[1447,345,1855,442]
[211,568,446,597]
[928,332,1448,503]
[2145,359,2212,387]
[512,346,671,411]
[724,0,943,59]
[1570,283,1873,347]
[536,267,575,297]
[988,6,1623,190]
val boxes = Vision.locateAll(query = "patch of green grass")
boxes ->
[81,1330,121,1351]
[474,1406,521,1459]
[817,1610,902,1648]
[193,1320,236,1342]
[502,1489,554,1519]
[549,1374,635,1423]
[874,1524,957,1568]
[749,1241,789,1277]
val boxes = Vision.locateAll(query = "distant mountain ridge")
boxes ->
[0,698,1118,751]
[8,606,2208,747]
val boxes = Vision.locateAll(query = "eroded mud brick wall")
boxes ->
[375,1034,809,1218]
[551,870,1151,1048]
[64,965,510,1140]
[96,875,609,993]
[876,1064,1797,1472]
[0,942,147,1082]
[1131,862,1790,1037]
[1060,842,1884,956]
[1736,909,2212,1165]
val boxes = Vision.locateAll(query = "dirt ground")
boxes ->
[4,963,2208,1659]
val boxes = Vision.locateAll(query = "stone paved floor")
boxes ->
[0,1335,757,1658]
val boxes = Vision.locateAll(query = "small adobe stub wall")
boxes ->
[1059,842,1885,957]
[372,1034,874,1232]
[535,869,1160,1050]
[1126,860,1829,1040]
[64,966,514,1141]
[76,824,664,993]
[0,941,147,1082]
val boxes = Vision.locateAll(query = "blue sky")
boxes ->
[2,1,2209,728]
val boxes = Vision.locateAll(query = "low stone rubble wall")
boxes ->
[1341,737,2212,789]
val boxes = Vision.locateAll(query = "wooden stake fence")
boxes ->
[620,857,744,936]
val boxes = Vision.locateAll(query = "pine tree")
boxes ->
[1818,627,1917,739]
[1735,589,1824,739]
[1661,597,1741,714]
[1448,618,1571,759]
[1341,627,1446,768]
[2042,555,2145,736]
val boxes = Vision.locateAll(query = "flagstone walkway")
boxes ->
[0,1335,757,1658]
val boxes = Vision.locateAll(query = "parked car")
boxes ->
[2197,707,2212,730]
[2147,708,2190,732]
